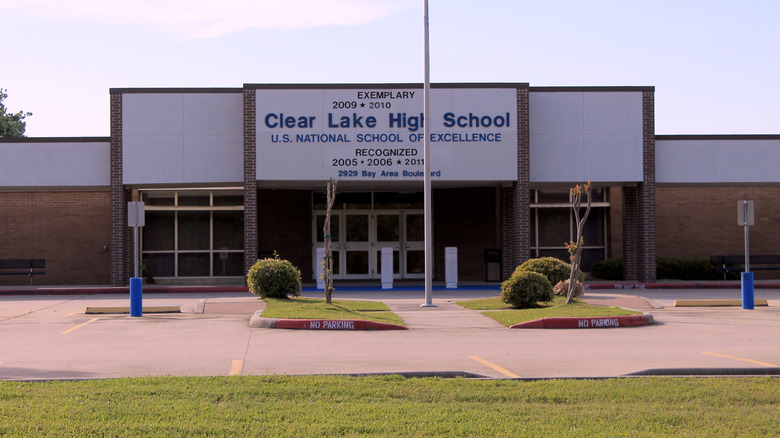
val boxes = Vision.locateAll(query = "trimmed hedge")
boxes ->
[247,253,302,299]
[501,270,553,309]
[515,257,583,285]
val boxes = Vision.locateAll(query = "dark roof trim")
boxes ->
[0,136,110,143]
[530,86,654,92]
[110,88,242,94]
[245,82,529,90]
[656,134,780,140]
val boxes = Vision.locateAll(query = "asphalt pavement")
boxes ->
[1,284,779,380]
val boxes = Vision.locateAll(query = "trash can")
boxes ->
[484,249,502,282]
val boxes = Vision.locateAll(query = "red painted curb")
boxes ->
[585,283,780,290]
[510,314,653,329]
[274,319,407,330]
[0,286,250,296]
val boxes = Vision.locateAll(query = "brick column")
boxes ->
[622,90,657,282]
[501,86,531,280]
[500,186,514,279]
[639,90,657,282]
[622,186,639,280]
[109,92,129,286]
[243,87,258,274]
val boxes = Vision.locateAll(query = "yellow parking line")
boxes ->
[230,360,244,376]
[702,352,778,367]
[469,356,520,378]
[61,318,100,335]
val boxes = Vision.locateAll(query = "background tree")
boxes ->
[565,181,592,304]
[0,89,33,138]
[322,178,338,304]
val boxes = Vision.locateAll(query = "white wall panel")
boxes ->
[529,134,584,181]
[530,92,583,135]
[182,135,243,183]
[657,139,780,184]
[582,134,643,182]
[583,93,642,135]
[530,90,644,183]
[0,141,109,187]
[123,136,184,184]
[47,143,110,186]
[122,92,243,184]
[123,94,184,136]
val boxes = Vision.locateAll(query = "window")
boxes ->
[530,189,609,272]
[141,189,244,279]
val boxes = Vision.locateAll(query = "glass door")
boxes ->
[403,212,425,278]
[375,213,401,279]
[343,212,371,278]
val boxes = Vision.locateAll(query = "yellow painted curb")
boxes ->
[84,306,181,314]
[673,299,768,307]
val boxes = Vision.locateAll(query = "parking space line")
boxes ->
[702,352,778,367]
[469,355,520,378]
[61,317,100,335]
[230,360,243,376]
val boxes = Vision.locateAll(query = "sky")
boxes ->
[2,0,779,137]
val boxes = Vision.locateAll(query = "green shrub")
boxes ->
[591,257,735,281]
[500,271,553,309]
[657,257,725,281]
[247,253,302,299]
[553,279,584,298]
[515,257,583,285]
[591,258,624,280]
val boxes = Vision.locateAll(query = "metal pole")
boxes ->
[741,200,754,310]
[744,201,750,273]
[134,226,140,278]
[421,0,435,307]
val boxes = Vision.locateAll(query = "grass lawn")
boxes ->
[261,297,405,326]
[1,376,778,436]
[457,296,642,327]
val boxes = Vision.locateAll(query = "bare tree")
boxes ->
[565,181,592,304]
[322,178,338,304]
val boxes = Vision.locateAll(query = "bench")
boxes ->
[0,259,46,285]
[710,255,780,280]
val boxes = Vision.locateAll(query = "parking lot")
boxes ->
[1,287,779,380]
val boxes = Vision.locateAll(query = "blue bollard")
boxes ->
[130,277,143,317]
[741,272,754,310]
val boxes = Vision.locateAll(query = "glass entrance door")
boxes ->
[313,209,425,280]
[403,213,425,278]
[375,213,401,279]
[343,212,371,278]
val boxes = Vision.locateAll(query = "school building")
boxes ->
[1,83,778,286]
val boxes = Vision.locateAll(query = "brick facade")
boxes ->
[4,84,777,286]
[656,187,780,260]
[109,91,131,286]
[0,191,111,285]
[243,88,259,274]
[621,91,657,282]
[501,86,531,279]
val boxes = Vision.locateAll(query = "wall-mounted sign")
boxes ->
[255,87,518,181]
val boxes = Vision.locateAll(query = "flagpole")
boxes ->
[422,0,435,307]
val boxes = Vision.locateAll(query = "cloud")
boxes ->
[0,0,416,38]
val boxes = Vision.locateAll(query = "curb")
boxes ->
[0,286,250,296]
[673,299,769,307]
[249,312,407,330]
[585,283,780,290]
[84,306,182,314]
[510,314,654,329]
